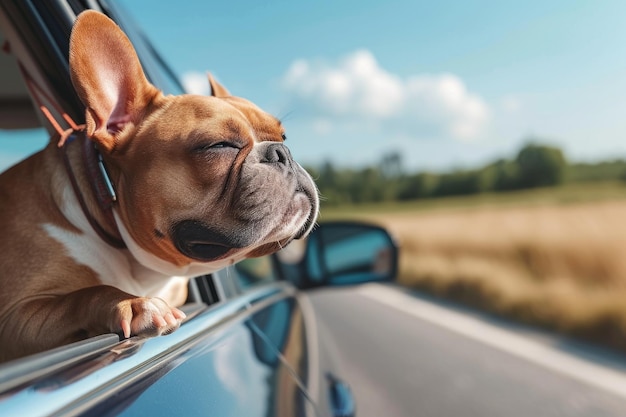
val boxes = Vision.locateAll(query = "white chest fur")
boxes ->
[42,184,195,305]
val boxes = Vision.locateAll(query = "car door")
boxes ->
[72,277,323,417]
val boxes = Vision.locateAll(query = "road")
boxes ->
[306,283,626,417]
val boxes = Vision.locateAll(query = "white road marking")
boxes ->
[358,283,626,399]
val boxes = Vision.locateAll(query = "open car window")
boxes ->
[0,0,185,174]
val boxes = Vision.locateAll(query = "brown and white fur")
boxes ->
[0,10,318,362]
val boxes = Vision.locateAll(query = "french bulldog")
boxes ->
[0,10,318,362]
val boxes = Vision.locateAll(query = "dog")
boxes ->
[0,10,318,362]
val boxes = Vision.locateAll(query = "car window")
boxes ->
[0,25,49,172]
[0,128,48,173]
[1,0,186,174]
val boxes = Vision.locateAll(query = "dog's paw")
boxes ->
[114,297,186,339]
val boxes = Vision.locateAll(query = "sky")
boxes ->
[2,0,626,173]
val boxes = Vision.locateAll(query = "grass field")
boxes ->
[322,181,626,352]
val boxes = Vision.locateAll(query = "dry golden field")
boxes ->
[324,188,626,351]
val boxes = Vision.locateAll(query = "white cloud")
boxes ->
[282,50,489,141]
[181,71,210,95]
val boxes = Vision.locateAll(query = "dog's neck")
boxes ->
[60,130,126,249]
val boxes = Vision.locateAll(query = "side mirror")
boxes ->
[273,221,398,289]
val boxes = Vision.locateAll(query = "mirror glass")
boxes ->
[275,222,397,287]
[315,223,396,285]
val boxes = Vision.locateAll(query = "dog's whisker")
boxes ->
[277,109,296,123]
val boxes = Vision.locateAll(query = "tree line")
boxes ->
[306,141,626,206]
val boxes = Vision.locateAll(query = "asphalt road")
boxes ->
[306,283,626,417]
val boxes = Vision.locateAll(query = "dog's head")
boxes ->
[69,11,319,274]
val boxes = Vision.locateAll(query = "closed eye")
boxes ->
[210,141,235,149]
[192,141,239,153]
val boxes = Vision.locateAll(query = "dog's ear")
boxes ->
[208,73,231,98]
[69,10,160,152]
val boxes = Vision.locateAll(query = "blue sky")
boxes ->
[3,0,626,173]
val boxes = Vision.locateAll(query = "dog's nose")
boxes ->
[261,143,292,166]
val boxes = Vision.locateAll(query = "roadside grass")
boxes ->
[321,181,626,352]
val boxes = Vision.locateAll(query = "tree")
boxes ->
[488,159,521,191]
[433,170,484,197]
[379,152,404,179]
[515,142,567,188]
[398,173,438,200]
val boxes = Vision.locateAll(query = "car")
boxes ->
[0,1,399,416]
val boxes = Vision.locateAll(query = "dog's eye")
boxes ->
[192,141,238,153]
[281,133,287,141]
[210,142,232,149]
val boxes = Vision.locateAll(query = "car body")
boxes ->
[0,1,399,416]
